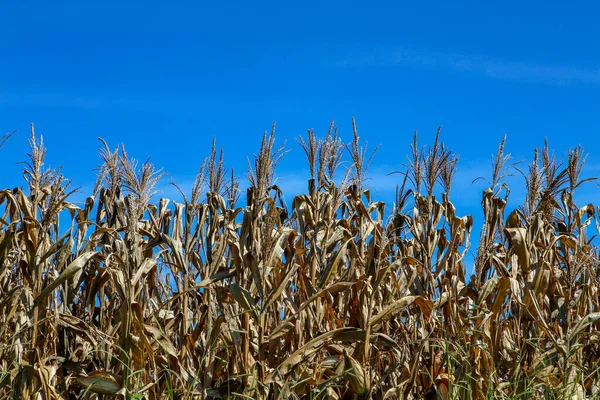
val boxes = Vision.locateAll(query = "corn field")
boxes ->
[0,121,599,399]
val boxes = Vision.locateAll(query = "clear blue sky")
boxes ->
[1,1,599,216]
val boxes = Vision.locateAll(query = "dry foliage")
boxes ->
[1,123,599,399]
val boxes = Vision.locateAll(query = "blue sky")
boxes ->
[1,1,600,219]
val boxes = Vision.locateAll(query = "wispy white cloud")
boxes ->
[0,92,101,109]
[0,92,173,112]
[335,48,600,86]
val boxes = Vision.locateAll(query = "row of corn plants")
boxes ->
[0,122,599,399]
